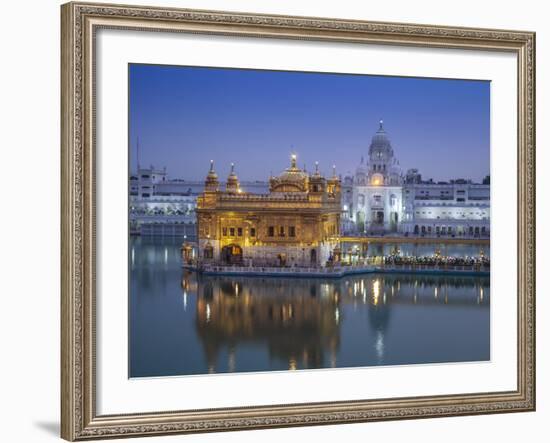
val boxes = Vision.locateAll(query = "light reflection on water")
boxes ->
[130,237,490,377]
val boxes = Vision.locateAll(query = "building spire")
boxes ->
[204,159,219,192]
[379,119,384,131]
[226,162,240,193]
[311,161,321,178]
[290,153,297,169]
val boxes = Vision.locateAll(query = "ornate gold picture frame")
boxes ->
[61,1,535,440]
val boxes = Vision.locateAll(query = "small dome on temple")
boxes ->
[207,160,217,178]
[312,161,321,178]
[226,163,240,193]
[356,156,366,172]
[204,160,219,192]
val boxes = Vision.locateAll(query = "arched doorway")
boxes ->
[221,244,243,264]
[356,211,365,233]
[203,243,213,260]
[310,249,317,265]
[390,212,398,232]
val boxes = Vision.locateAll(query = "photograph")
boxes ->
[128,64,491,377]
[55,2,537,440]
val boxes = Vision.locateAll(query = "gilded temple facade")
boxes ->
[196,155,342,267]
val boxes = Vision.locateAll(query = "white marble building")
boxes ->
[351,121,404,234]
[348,121,490,238]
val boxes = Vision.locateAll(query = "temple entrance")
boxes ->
[310,249,317,265]
[372,211,384,225]
[356,211,365,233]
[221,244,243,264]
[389,212,398,232]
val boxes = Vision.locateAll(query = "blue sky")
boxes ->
[129,64,490,183]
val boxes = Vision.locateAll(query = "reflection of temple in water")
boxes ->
[195,276,341,371]
[190,272,489,373]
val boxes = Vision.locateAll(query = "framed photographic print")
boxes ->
[61,1,536,440]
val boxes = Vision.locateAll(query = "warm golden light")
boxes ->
[197,153,341,267]
[373,279,381,305]
[289,357,297,370]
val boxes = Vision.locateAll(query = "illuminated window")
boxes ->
[371,173,383,186]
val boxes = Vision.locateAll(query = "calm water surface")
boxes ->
[130,237,490,377]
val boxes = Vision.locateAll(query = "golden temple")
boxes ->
[195,154,342,267]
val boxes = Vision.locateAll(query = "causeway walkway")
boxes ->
[183,263,489,278]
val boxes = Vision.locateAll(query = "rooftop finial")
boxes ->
[315,161,319,173]
[230,162,235,173]
[333,164,337,176]
[290,153,297,169]
[205,159,219,191]
[379,119,384,130]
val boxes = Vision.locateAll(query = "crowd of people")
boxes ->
[381,254,490,269]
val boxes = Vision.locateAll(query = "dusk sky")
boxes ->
[129,64,490,183]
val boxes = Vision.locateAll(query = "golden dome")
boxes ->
[270,154,308,192]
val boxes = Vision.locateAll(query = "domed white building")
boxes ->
[348,120,490,238]
[352,120,404,233]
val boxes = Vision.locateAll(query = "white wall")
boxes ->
[0,0,547,442]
